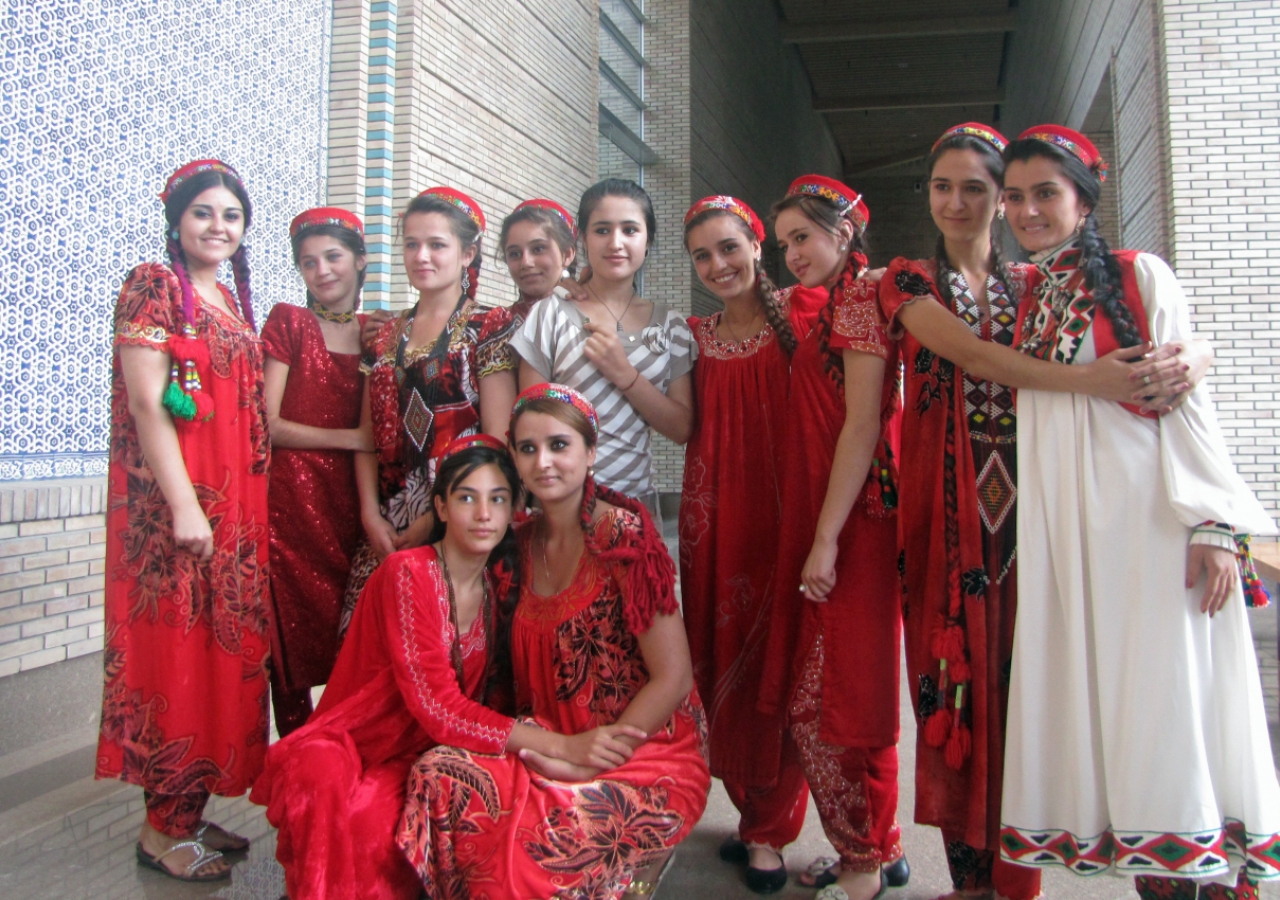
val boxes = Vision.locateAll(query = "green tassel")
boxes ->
[162,381,197,421]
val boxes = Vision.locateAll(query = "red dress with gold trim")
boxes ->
[251,545,514,900]
[398,511,711,900]
[678,287,825,789]
[97,262,271,798]
[758,275,902,748]
[261,304,366,695]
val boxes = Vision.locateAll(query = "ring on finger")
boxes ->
[798,584,807,593]
[1143,374,1152,386]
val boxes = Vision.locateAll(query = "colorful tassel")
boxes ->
[949,657,971,685]
[161,324,214,423]
[944,685,971,770]
[1236,534,1271,609]
[161,373,196,421]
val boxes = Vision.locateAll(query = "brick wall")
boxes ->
[1161,0,1280,513]
[0,481,106,677]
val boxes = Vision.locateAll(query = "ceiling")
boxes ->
[776,0,1017,177]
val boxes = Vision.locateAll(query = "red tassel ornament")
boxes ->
[948,657,971,685]
[944,685,972,770]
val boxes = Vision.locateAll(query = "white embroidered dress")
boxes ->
[999,243,1280,884]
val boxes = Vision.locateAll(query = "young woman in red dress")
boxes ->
[679,195,826,893]
[398,384,710,900]
[878,123,1212,900]
[262,207,372,737]
[99,159,268,882]
[755,176,904,900]
[498,197,578,327]
[342,188,518,626]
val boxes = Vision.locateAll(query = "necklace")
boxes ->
[717,308,764,344]
[434,543,493,690]
[313,306,356,324]
[587,284,639,338]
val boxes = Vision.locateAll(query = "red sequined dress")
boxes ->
[97,262,271,798]
[398,510,711,900]
[251,545,514,900]
[261,304,366,706]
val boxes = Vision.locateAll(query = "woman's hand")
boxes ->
[519,748,600,783]
[1131,340,1213,414]
[581,322,638,387]
[1187,543,1238,616]
[363,512,399,561]
[394,512,434,552]
[800,537,838,602]
[361,309,395,351]
[556,724,648,770]
[1076,343,1154,403]
[558,271,591,303]
[171,502,214,560]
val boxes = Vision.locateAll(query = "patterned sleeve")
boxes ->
[381,551,515,753]
[878,257,940,339]
[506,297,558,378]
[113,262,179,352]
[474,305,517,378]
[592,506,680,635]
[260,303,300,365]
[666,308,697,379]
[828,275,890,359]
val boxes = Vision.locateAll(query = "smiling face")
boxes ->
[773,206,853,289]
[504,219,573,300]
[583,195,649,284]
[403,211,476,295]
[297,233,365,310]
[929,147,1003,248]
[512,410,596,506]
[686,214,760,303]
[433,462,514,558]
[1002,155,1092,254]
[178,186,245,270]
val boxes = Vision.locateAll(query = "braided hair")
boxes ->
[162,169,255,329]
[402,192,483,300]
[1004,139,1142,348]
[291,223,368,309]
[927,133,1014,305]
[682,208,797,355]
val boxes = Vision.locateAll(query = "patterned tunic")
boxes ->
[97,262,271,797]
[398,511,710,900]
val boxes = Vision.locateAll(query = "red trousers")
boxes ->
[943,831,1042,900]
[788,636,901,872]
[144,790,209,839]
[723,734,809,850]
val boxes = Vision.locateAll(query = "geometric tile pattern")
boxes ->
[0,0,328,480]
[1000,820,1280,881]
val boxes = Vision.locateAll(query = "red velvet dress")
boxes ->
[251,545,514,900]
[261,304,366,723]
[97,263,271,813]
[398,511,711,900]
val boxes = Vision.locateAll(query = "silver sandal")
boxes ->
[136,839,229,882]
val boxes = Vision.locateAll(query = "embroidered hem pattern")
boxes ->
[999,821,1280,881]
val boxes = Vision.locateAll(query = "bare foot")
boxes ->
[138,822,231,880]
[196,820,250,852]
[747,845,784,870]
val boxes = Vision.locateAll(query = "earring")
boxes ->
[997,210,1005,220]
[561,268,571,280]
[169,229,180,241]
[587,466,595,478]
[461,270,471,293]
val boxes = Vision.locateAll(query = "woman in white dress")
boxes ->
[996,124,1280,900]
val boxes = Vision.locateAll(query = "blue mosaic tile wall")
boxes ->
[0,0,330,481]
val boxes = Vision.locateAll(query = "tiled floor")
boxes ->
[0,602,1275,899]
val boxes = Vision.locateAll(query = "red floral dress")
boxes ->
[261,304,366,695]
[678,287,825,789]
[398,511,711,900]
[251,545,513,900]
[97,262,271,799]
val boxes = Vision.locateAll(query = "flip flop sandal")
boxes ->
[801,855,840,888]
[196,820,250,853]
[136,839,229,882]
[816,870,888,900]
[624,850,675,897]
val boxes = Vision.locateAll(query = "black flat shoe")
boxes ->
[746,862,788,894]
[719,835,748,864]
[883,855,910,888]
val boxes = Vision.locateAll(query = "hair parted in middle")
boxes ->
[401,187,485,300]
[497,200,578,277]
[577,178,657,248]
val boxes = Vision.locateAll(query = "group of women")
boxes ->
[97,121,1280,900]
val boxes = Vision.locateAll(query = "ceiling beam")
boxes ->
[782,12,1018,44]
[816,89,1005,113]
[844,143,938,178]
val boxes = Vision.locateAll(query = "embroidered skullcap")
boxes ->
[511,383,599,437]
[290,206,364,239]
[160,159,241,204]
[418,186,487,232]
[684,196,766,243]
[1017,125,1109,182]
[933,122,1009,154]
[514,198,577,238]
[786,175,869,231]
[440,433,509,462]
